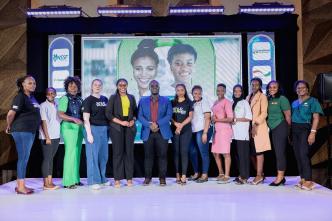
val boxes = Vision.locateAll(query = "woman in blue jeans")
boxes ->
[6,75,41,194]
[82,79,109,190]
[189,85,212,183]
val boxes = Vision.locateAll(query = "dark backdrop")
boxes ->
[26,14,299,179]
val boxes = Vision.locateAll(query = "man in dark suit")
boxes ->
[138,80,172,186]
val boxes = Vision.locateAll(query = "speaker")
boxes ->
[312,72,332,103]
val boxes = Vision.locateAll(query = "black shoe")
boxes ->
[234,177,247,185]
[64,185,77,189]
[75,182,84,186]
[160,178,166,186]
[269,178,286,186]
[143,178,152,186]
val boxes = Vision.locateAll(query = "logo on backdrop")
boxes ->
[48,36,74,98]
[52,49,70,67]
[248,33,275,93]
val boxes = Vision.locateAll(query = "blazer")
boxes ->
[138,95,173,142]
[247,91,271,152]
[105,93,137,133]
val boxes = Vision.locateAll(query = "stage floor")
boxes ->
[0,177,332,221]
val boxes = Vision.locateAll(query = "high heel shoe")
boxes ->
[269,178,286,186]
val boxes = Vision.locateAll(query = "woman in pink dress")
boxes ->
[211,83,234,184]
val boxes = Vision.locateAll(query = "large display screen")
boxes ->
[81,35,242,142]
[82,35,242,100]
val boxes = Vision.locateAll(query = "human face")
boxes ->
[68,82,78,96]
[296,82,309,97]
[176,85,186,98]
[170,53,195,85]
[268,82,278,97]
[217,86,226,99]
[251,80,261,94]
[91,80,103,94]
[23,77,36,93]
[46,89,56,102]
[133,56,157,90]
[233,86,242,99]
[117,81,128,94]
[192,88,202,102]
[149,81,160,95]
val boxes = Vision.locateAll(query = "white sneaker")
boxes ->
[101,181,110,186]
[90,184,102,190]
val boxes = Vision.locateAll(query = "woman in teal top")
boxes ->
[291,80,323,190]
[266,81,291,186]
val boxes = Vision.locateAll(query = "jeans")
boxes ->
[84,125,109,185]
[11,132,35,179]
[189,127,213,174]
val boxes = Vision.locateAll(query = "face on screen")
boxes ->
[133,56,157,90]
[170,53,195,85]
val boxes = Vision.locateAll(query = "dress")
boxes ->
[211,98,233,154]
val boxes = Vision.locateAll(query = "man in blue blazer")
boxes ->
[138,80,172,186]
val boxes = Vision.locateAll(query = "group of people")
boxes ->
[6,74,323,194]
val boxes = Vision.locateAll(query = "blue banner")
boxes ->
[48,35,74,98]
[248,33,275,93]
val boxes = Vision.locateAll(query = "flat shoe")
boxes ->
[15,187,33,195]
[196,177,208,183]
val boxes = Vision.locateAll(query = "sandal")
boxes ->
[250,176,264,185]
[216,174,225,181]
[180,176,187,185]
[196,176,208,183]
[217,176,231,184]
[127,180,133,187]
[188,174,200,181]
[114,181,121,188]
[301,181,315,191]
[294,179,305,189]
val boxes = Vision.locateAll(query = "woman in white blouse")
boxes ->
[232,85,252,184]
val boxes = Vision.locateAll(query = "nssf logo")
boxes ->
[52,48,69,67]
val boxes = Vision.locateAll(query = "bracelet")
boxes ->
[310,129,317,133]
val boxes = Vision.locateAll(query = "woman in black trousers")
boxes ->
[171,84,193,185]
[106,79,137,188]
